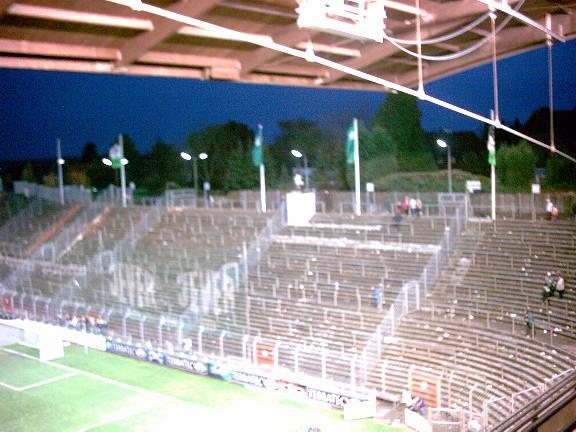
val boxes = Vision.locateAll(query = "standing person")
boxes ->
[526,311,535,335]
[416,198,423,217]
[546,198,554,221]
[393,204,403,231]
[551,205,559,222]
[409,197,417,216]
[545,272,557,297]
[542,283,551,303]
[402,196,410,215]
[372,285,383,310]
[556,275,565,299]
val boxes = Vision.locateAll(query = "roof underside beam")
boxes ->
[0,0,13,16]
[116,0,220,67]
[6,3,152,30]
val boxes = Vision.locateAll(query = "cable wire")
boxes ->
[387,12,491,45]
[384,0,525,62]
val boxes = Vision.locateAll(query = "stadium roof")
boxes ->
[0,0,574,91]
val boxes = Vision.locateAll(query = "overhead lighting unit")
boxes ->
[296,0,387,43]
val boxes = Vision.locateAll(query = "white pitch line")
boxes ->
[1,348,213,429]
[0,380,21,391]
[17,372,77,392]
[78,399,169,432]
[2,348,165,399]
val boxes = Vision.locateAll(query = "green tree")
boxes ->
[65,165,91,187]
[496,141,536,191]
[544,154,576,189]
[81,142,98,164]
[142,139,186,192]
[223,148,259,191]
[271,120,324,189]
[188,122,253,191]
[43,172,57,187]
[345,122,398,188]
[21,162,35,182]
[372,93,435,171]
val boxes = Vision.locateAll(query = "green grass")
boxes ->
[0,344,407,432]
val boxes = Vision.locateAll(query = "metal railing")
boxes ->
[14,181,92,204]
[358,202,465,386]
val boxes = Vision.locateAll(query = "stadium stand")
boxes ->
[0,188,574,431]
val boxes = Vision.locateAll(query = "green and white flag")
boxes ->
[252,124,264,167]
[109,143,123,169]
[487,125,496,167]
[345,121,357,165]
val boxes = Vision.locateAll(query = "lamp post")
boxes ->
[180,151,199,198]
[291,149,309,191]
[198,152,209,206]
[102,153,128,206]
[437,139,452,194]
[56,138,65,204]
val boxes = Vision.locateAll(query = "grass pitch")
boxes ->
[0,344,406,432]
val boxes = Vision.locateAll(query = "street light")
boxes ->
[291,149,309,191]
[102,156,129,205]
[198,153,209,206]
[180,151,199,197]
[56,138,65,205]
[437,139,452,194]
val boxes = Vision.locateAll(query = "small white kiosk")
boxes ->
[286,191,316,226]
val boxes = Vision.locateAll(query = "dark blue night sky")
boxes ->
[1,38,575,161]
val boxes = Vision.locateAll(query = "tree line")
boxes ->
[8,95,576,194]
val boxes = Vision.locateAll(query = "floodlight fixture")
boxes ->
[436,139,452,193]
[290,149,308,190]
[102,158,112,166]
[291,149,303,158]
[180,152,192,161]
[199,152,208,160]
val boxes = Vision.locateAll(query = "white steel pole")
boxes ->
[490,111,496,221]
[353,118,361,216]
[259,163,266,213]
[56,138,64,204]
[447,144,452,194]
[119,134,127,207]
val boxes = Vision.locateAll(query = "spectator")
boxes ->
[372,285,383,310]
[546,198,553,221]
[551,205,559,222]
[545,272,557,297]
[401,389,414,407]
[409,197,417,216]
[414,396,425,415]
[393,205,403,231]
[526,311,534,335]
[542,284,551,303]
[416,198,423,217]
[556,275,565,299]
[402,196,410,215]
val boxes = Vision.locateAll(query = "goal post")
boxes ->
[0,319,64,361]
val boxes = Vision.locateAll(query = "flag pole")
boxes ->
[490,110,496,221]
[56,138,65,205]
[353,118,361,216]
[119,133,127,208]
[257,124,266,213]
[259,163,266,213]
